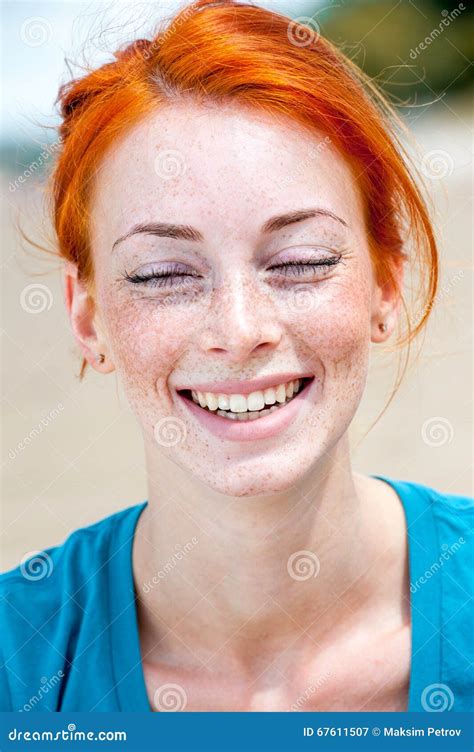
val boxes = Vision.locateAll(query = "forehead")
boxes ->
[90,100,365,242]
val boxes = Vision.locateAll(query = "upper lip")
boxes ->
[175,373,314,396]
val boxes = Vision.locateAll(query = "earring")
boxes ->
[378,322,387,333]
[95,353,105,364]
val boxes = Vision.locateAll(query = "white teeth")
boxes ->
[189,378,308,417]
[217,409,238,419]
[275,384,286,403]
[217,405,282,421]
[205,392,219,411]
[217,394,230,410]
[247,391,265,411]
[263,387,276,405]
[229,394,248,413]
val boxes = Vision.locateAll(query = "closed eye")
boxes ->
[123,267,201,288]
[267,257,342,276]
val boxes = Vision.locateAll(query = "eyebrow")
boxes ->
[111,208,348,251]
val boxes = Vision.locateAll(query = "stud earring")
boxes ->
[378,322,387,333]
[95,353,105,364]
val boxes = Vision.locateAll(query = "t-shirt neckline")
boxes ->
[109,475,441,712]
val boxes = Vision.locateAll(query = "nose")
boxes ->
[197,272,283,363]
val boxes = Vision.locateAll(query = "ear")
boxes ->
[63,261,115,374]
[370,257,404,344]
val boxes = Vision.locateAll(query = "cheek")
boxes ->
[284,274,372,378]
[282,278,372,449]
[100,294,197,393]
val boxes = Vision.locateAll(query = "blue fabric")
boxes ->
[1,476,472,712]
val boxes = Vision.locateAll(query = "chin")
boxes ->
[175,441,327,498]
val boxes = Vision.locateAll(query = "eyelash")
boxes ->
[124,256,342,288]
[124,267,199,289]
[267,257,342,276]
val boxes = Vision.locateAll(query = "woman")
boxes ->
[1,0,472,713]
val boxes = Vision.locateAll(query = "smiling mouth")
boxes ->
[178,377,314,421]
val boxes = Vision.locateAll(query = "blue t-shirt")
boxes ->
[1,476,473,712]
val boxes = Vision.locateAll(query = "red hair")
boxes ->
[49,0,438,379]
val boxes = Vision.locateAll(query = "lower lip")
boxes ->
[176,379,315,442]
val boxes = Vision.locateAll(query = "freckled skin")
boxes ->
[88,101,380,496]
[67,101,410,709]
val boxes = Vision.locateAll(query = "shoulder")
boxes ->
[0,502,146,711]
[377,475,473,585]
[378,476,473,709]
[1,501,145,599]
[374,474,473,529]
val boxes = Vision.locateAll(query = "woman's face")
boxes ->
[86,101,390,496]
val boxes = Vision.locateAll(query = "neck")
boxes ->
[133,435,398,675]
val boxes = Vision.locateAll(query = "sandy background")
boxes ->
[1,93,472,571]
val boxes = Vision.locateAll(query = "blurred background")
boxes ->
[1,0,472,570]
